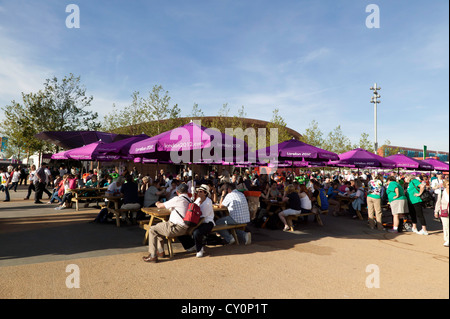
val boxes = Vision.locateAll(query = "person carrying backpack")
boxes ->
[142,183,191,263]
[178,184,216,257]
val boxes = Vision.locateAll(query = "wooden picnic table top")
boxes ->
[142,205,228,216]
[141,207,171,217]
[70,187,107,192]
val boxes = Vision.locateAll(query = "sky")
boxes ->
[0,0,448,153]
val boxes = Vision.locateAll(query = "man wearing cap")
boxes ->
[180,184,215,258]
[218,182,251,245]
[142,183,191,263]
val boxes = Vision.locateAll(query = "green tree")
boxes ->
[102,85,182,136]
[103,92,145,135]
[42,73,99,132]
[1,74,98,158]
[353,132,374,153]
[265,108,293,146]
[302,120,324,147]
[189,103,205,118]
[323,125,352,154]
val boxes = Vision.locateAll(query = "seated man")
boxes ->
[120,174,141,225]
[104,175,124,209]
[142,183,191,263]
[143,179,166,207]
[217,183,251,245]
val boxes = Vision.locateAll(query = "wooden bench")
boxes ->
[286,210,326,231]
[165,223,248,258]
[139,219,247,258]
[70,188,106,211]
[108,207,142,227]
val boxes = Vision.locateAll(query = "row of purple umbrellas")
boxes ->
[50,122,449,172]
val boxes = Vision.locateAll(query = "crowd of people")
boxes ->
[1,163,449,249]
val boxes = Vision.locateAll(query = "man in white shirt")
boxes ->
[217,183,251,245]
[143,183,191,263]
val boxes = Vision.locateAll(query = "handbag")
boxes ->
[412,181,432,203]
[440,190,449,218]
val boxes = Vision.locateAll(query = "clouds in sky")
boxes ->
[0,0,448,152]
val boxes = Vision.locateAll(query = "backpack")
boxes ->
[177,197,202,227]
[94,208,112,223]
[380,186,388,205]
[317,188,329,210]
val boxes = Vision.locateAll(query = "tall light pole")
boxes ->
[370,83,381,153]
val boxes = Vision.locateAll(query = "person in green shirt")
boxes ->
[405,174,428,235]
[386,175,408,233]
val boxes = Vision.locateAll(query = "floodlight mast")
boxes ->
[370,83,381,153]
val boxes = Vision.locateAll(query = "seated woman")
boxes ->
[327,182,342,216]
[236,176,248,192]
[55,174,77,210]
[179,184,216,258]
[139,176,151,194]
[47,175,65,204]
[263,181,281,201]
[348,180,366,218]
[278,184,302,231]
[299,184,313,214]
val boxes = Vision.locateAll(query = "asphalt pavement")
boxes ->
[0,185,448,300]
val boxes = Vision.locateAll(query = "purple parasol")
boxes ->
[256,138,339,164]
[51,150,70,160]
[386,154,433,170]
[36,131,133,149]
[129,122,249,165]
[64,141,105,161]
[96,134,149,154]
[421,158,449,171]
[330,148,396,168]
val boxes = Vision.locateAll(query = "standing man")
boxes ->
[34,163,48,204]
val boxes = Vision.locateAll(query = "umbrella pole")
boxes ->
[192,164,195,200]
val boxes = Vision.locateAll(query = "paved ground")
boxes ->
[0,186,448,300]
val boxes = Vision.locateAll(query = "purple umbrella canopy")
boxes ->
[256,138,339,164]
[64,141,105,161]
[129,122,249,164]
[386,154,433,170]
[36,131,133,149]
[94,134,149,161]
[51,134,150,161]
[51,150,70,160]
[422,158,449,171]
[330,148,396,168]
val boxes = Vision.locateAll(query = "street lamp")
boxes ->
[370,83,381,153]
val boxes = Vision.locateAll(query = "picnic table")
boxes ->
[336,194,363,220]
[101,194,145,227]
[70,187,108,211]
[261,198,326,230]
[140,205,231,244]
[140,205,246,258]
